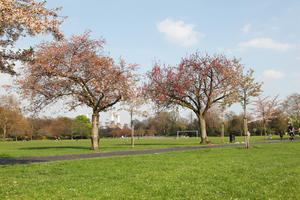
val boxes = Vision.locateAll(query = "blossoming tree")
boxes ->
[0,0,64,74]
[237,66,262,148]
[252,95,280,139]
[144,52,241,143]
[15,32,136,150]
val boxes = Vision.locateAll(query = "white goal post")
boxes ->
[176,130,199,139]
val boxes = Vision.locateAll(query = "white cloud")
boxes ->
[241,24,251,33]
[238,38,293,51]
[157,18,204,47]
[296,56,300,60]
[263,70,285,79]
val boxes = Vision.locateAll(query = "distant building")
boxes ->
[109,112,122,129]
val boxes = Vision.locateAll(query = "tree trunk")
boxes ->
[263,121,267,140]
[221,123,224,143]
[244,117,249,149]
[91,113,100,150]
[3,125,7,140]
[130,110,134,148]
[243,103,249,149]
[199,114,207,144]
[221,107,225,143]
[3,118,8,140]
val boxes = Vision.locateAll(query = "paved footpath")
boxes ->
[0,140,298,165]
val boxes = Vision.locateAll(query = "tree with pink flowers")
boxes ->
[15,32,136,150]
[144,52,242,144]
[0,0,65,74]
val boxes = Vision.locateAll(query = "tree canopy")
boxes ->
[144,52,242,143]
[0,0,65,74]
[15,32,137,149]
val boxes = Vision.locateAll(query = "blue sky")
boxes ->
[1,0,300,124]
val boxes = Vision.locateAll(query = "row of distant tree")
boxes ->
[1,93,299,140]
[132,94,299,138]
[0,95,91,140]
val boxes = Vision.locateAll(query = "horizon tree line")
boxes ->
[1,94,299,141]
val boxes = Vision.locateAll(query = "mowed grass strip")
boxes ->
[0,142,299,199]
[0,136,290,158]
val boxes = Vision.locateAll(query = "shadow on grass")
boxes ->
[19,146,89,150]
[102,143,194,147]
[261,138,287,141]
[0,154,11,158]
[0,158,47,165]
[126,143,199,146]
[235,145,260,150]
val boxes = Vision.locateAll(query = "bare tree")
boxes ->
[237,68,262,148]
[281,93,300,120]
[0,95,22,140]
[252,95,280,139]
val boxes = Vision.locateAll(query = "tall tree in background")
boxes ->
[0,95,23,140]
[226,112,244,136]
[282,93,300,120]
[144,52,241,143]
[48,117,73,139]
[10,115,30,140]
[0,0,64,74]
[238,67,262,148]
[15,32,136,150]
[268,110,289,134]
[126,98,147,147]
[252,95,280,139]
[122,85,148,147]
[74,115,92,129]
[73,115,92,139]
[218,103,228,143]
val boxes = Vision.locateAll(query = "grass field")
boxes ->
[0,135,293,158]
[0,141,299,199]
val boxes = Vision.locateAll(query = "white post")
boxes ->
[117,114,120,124]
[110,112,114,122]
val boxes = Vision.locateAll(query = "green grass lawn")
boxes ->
[0,142,299,199]
[0,135,294,158]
